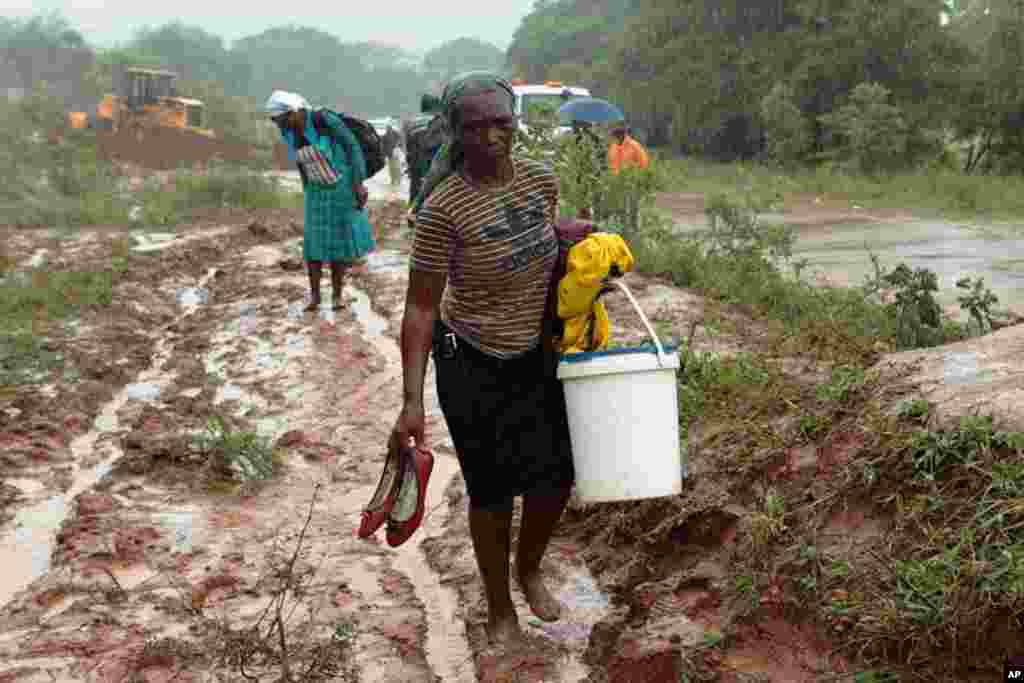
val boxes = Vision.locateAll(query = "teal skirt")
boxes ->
[302,179,375,263]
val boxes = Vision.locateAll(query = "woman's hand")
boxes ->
[390,401,425,454]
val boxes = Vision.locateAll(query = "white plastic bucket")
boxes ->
[557,279,684,503]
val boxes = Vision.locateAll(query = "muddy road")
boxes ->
[0,170,682,682]
[2,172,1018,682]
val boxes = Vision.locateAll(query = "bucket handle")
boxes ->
[611,279,668,367]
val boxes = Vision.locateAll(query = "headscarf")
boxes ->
[411,71,516,214]
[264,90,308,118]
[264,90,319,164]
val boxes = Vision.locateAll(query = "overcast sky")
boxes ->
[2,1,537,52]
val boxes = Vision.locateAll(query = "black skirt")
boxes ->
[432,319,575,508]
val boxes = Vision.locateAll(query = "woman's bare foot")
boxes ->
[486,611,522,646]
[331,298,347,311]
[515,569,562,622]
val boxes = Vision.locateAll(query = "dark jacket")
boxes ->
[381,128,401,158]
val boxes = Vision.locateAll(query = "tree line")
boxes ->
[507,0,1024,174]
[0,12,506,127]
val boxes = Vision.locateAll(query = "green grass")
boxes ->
[0,268,114,387]
[658,156,1024,221]
[134,165,302,228]
[0,238,134,388]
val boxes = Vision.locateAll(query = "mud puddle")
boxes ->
[523,561,612,682]
[0,266,219,609]
[793,219,1024,314]
[390,452,476,683]
[130,226,234,253]
[664,193,1024,316]
[344,245,477,681]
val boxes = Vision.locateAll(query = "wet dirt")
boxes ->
[0,186,475,682]
[0,193,805,681]
[6,170,1017,680]
[879,322,1024,432]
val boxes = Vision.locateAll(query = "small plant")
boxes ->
[909,415,998,480]
[854,672,899,683]
[703,193,795,262]
[700,630,723,648]
[798,414,826,439]
[196,415,275,482]
[955,276,998,335]
[751,489,787,547]
[898,398,931,421]
[111,237,131,274]
[829,559,852,578]
[734,575,759,608]
[817,365,865,403]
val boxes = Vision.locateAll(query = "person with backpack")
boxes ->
[391,71,574,648]
[402,93,444,205]
[265,90,375,312]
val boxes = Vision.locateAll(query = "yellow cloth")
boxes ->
[557,233,634,353]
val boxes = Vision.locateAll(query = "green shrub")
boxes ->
[760,82,813,166]
[819,83,909,174]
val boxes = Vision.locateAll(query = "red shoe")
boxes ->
[357,446,403,539]
[386,445,434,547]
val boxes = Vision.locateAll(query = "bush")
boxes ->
[760,82,812,166]
[819,83,909,174]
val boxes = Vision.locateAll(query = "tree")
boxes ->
[948,0,1024,172]
[819,82,909,172]
[232,26,427,117]
[593,0,961,159]
[232,26,366,110]
[423,38,506,81]
[760,82,813,165]
[506,0,638,82]
[0,12,85,51]
[130,22,251,96]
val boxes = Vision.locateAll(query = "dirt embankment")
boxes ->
[91,127,293,171]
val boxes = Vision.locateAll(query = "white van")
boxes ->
[511,80,591,137]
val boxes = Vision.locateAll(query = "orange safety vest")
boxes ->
[608,136,650,174]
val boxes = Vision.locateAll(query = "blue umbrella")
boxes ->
[557,97,625,125]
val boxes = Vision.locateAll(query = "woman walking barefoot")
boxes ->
[392,72,574,646]
[266,91,374,311]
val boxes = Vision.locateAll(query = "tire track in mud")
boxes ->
[0,204,474,682]
[0,265,220,609]
[342,248,477,683]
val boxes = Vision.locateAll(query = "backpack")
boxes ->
[404,114,446,202]
[312,108,387,179]
[542,217,597,375]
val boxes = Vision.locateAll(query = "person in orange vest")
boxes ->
[606,124,649,236]
[608,124,649,174]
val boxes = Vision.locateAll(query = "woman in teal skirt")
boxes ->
[265,91,375,311]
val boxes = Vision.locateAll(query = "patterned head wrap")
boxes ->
[411,71,516,213]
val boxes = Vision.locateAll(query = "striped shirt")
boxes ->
[411,158,559,359]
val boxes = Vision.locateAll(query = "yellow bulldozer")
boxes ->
[67,67,215,138]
